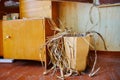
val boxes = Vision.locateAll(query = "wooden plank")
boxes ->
[100,0,120,4]
[0,21,3,56]
[52,0,92,3]
[51,0,120,4]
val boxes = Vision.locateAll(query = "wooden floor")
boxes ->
[0,51,120,80]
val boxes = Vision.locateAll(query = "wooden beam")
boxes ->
[52,0,120,4]
[52,0,92,3]
[100,0,120,4]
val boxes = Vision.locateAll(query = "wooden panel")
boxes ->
[49,0,120,4]
[59,2,120,51]
[100,0,120,4]
[64,36,90,71]
[51,0,92,3]
[19,0,59,25]
[0,21,3,56]
[20,0,53,18]
[2,19,46,61]
[52,2,59,24]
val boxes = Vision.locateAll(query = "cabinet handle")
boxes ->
[4,35,11,40]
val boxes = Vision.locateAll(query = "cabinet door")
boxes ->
[2,19,46,61]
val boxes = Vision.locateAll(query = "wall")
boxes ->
[58,2,120,51]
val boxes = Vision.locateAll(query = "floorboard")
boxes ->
[0,51,120,80]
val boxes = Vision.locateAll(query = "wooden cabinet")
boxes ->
[1,19,53,64]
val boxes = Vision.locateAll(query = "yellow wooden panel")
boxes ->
[2,19,46,61]
[76,36,90,71]
[64,35,90,71]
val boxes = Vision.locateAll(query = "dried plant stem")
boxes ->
[88,34,100,77]
[86,31,107,50]
[64,69,73,77]
[88,51,100,77]
[43,65,56,75]
[89,67,100,77]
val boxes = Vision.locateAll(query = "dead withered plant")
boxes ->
[41,19,107,80]
[43,19,79,80]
